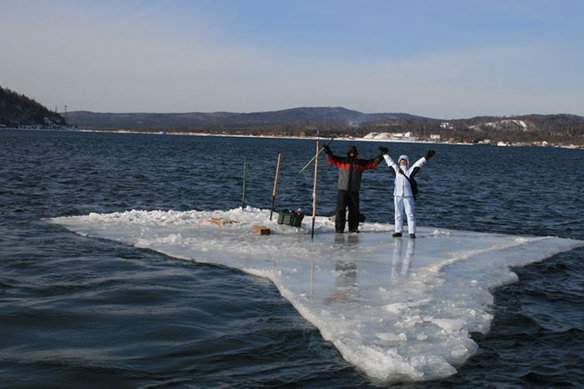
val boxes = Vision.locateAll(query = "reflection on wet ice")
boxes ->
[391,237,415,282]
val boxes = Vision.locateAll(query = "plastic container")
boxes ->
[277,209,304,227]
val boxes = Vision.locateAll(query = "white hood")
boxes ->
[398,155,409,169]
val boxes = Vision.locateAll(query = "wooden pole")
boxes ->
[269,153,282,220]
[311,141,319,239]
[241,156,247,209]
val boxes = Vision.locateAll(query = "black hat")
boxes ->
[347,145,358,155]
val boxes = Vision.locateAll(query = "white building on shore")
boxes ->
[363,132,418,141]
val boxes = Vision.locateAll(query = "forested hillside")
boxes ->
[0,86,65,128]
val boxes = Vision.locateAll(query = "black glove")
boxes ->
[323,144,332,154]
[425,150,436,159]
[379,146,389,154]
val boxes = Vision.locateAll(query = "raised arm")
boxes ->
[324,147,348,169]
[383,153,399,174]
[409,150,435,173]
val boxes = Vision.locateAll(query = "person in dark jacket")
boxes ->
[323,144,385,233]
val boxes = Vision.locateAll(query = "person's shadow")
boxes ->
[391,237,415,282]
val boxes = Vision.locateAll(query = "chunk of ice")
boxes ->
[51,208,584,382]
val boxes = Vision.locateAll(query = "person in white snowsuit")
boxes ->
[382,148,435,238]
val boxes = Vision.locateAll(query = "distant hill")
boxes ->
[4,85,581,145]
[66,107,433,132]
[66,107,584,144]
[0,86,65,128]
[434,114,584,144]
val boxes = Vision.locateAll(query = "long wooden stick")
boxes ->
[311,141,319,239]
[241,156,247,209]
[269,153,282,220]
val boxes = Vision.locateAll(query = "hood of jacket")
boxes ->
[398,155,409,168]
[346,145,358,162]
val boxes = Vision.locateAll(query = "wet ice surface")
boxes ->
[51,208,584,382]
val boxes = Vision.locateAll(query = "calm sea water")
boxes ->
[1,129,583,388]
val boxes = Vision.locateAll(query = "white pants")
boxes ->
[394,196,415,234]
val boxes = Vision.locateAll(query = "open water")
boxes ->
[1,129,583,388]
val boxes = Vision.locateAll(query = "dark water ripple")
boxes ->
[1,129,583,388]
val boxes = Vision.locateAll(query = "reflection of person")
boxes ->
[324,144,384,233]
[325,234,359,303]
[382,148,435,238]
[391,237,415,282]
[325,262,358,303]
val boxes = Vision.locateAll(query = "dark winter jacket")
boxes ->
[326,151,383,191]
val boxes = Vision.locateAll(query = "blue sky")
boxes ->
[1,0,583,118]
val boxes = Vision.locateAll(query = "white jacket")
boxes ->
[383,154,427,197]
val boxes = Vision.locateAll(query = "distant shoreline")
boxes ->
[75,128,583,149]
[76,128,473,146]
[3,127,582,149]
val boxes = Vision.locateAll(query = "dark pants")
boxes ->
[335,190,360,233]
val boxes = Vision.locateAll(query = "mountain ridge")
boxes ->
[1,84,583,144]
[64,107,584,145]
[65,107,432,131]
